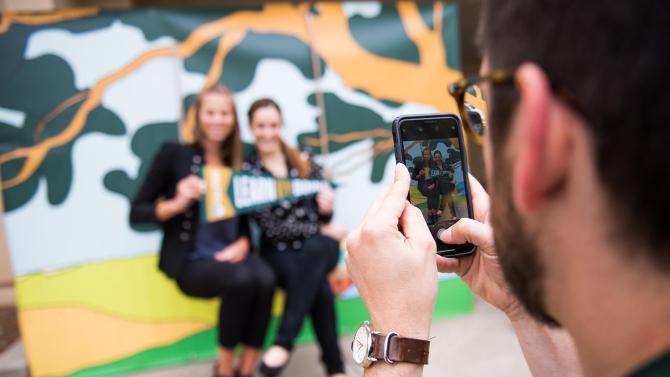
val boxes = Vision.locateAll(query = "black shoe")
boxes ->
[258,361,286,377]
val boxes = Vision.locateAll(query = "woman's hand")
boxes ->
[435,174,526,320]
[173,174,202,212]
[316,187,335,215]
[214,237,250,264]
[155,174,202,221]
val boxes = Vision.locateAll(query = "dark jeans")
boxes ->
[262,235,344,374]
[177,254,276,349]
[427,193,440,210]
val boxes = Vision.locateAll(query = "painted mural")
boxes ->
[0,3,478,376]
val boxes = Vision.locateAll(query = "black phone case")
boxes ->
[391,113,476,257]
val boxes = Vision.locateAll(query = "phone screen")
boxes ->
[393,114,475,256]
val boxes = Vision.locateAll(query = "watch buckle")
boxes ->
[383,332,399,364]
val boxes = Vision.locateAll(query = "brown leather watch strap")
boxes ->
[370,332,430,365]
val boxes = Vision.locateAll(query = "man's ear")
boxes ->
[512,63,573,213]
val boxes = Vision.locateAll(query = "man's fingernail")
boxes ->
[436,227,451,241]
[396,163,407,175]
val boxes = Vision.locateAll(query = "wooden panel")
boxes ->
[0,195,13,286]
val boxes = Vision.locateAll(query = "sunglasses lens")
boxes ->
[463,84,488,138]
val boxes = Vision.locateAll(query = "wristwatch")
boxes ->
[351,321,430,368]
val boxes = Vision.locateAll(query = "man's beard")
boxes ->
[490,156,561,327]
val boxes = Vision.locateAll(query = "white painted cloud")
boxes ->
[102,55,205,135]
[342,2,383,19]
[4,133,161,275]
[0,107,25,128]
[25,20,176,90]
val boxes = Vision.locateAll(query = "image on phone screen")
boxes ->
[403,136,468,231]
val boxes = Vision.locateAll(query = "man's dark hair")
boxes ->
[481,0,670,270]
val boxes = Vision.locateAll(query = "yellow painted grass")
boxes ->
[16,256,218,323]
[20,306,209,377]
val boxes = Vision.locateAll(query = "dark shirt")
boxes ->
[628,350,670,377]
[190,217,241,260]
[430,161,453,177]
[243,149,332,252]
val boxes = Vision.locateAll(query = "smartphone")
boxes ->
[392,113,476,257]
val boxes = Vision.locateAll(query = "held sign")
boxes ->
[201,166,332,222]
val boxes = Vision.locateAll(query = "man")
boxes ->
[345,1,670,376]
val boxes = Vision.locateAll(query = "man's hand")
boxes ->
[436,174,525,320]
[437,175,583,376]
[346,164,437,339]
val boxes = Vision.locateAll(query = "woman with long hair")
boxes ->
[243,98,345,377]
[412,147,439,224]
[432,149,456,220]
[130,84,275,377]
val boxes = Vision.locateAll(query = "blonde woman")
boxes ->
[130,85,275,377]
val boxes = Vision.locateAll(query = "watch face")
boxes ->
[352,325,369,365]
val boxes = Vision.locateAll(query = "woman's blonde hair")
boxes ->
[191,84,243,169]
[247,98,312,178]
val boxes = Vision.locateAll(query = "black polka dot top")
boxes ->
[243,148,333,252]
